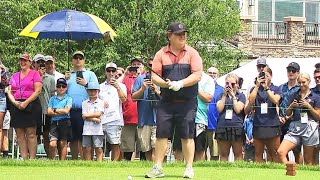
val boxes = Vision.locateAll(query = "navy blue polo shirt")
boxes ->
[287,90,320,122]
[208,83,224,130]
[217,91,246,128]
[251,84,281,127]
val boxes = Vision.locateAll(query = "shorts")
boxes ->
[102,124,122,145]
[70,109,84,141]
[82,135,104,148]
[137,126,156,152]
[244,147,255,162]
[36,115,51,135]
[156,98,197,139]
[195,128,207,152]
[284,121,319,146]
[0,93,6,112]
[10,98,41,128]
[215,127,244,141]
[206,130,219,157]
[253,126,281,139]
[120,124,137,152]
[3,110,10,130]
[49,119,72,141]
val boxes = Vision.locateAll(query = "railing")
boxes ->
[252,21,287,44]
[304,23,320,46]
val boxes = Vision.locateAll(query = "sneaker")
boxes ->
[183,167,194,179]
[145,165,165,178]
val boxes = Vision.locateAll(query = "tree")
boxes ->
[0,0,241,80]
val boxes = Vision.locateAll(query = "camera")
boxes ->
[129,66,139,72]
[259,71,265,78]
[39,63,46,70]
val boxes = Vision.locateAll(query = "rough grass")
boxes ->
[0,160,319,179]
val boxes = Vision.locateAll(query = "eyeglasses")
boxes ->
[208,72,217,75]
[287,69,297,73]
[257,65,266,69]
[56,84,67,88]
[225,82,236,87]
[73,56,83,60]
[106,69,116,72]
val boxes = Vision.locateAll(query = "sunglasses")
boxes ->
[225,82,236,87]
[257,65,266,69]
[56,84,67,88]
[314,76,320,80]
[36,60,45,64]
[106,69,116,72]
[73,56,83,60]
[287,69,297,73]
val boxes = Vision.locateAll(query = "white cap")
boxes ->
[33,54,45,62]
[45,55,55,62]
[105,62,117,69]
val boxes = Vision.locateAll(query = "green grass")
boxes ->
[0,160,319,179]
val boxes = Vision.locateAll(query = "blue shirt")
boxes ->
[208,83,224,130]
[311,86,320,95]
[66,68,98,109]
[251,84,281,127]
[48,94,73,121]
[217,92,246,128]
[131,74,157,127]
[243,115,254,149]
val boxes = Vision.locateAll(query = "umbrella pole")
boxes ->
[67,35,70,71]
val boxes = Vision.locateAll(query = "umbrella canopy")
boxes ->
[19,9,117,40]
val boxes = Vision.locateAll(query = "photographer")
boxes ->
[248,66,281,163]
[216,73,245,161]
[278,73,320,165]
[132,57,160,161]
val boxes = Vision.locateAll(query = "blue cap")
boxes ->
[86,82,100,90]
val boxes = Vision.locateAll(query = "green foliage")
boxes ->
[0,0,242,81]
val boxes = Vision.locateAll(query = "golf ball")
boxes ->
[128,175,132,180]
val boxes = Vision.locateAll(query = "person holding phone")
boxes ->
[248,66,281,163]
[216,73,246,161]
[278,72,320,165]
[65,51,99,160]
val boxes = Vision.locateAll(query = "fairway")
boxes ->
[0,160,319,179]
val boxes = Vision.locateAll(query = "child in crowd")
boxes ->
[82,82,104,161]
[47,78,72,160]
[244,114,255,162]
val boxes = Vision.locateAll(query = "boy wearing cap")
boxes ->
[47,78,72,160]
[82,82,104,161]
[99,62,127,161]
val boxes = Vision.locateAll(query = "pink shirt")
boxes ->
[9,70,42,100]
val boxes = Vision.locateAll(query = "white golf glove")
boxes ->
[169,80,184,91]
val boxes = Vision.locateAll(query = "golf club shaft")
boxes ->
[140,61,167,82]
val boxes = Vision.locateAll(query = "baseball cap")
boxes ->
[45,55,54,62]
[256,58,267,66]
[86,82,100,90]
[167,22,188,33]
[286,62,300,71]
[130,58,142,64]
[33,54,45,62]
[56,78,67,86]
[19,54,31,61]
[73,51,84,58]
[105,62,117,69]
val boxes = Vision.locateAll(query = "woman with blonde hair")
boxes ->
[216,73,246,161]
[278,72,320,165]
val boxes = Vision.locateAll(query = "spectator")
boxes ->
[278,72,320,165]
[115,67,125,80]
[82,82,104,161]
[311,66,320,165]
[7,54,42,159]
[244,114,255,162]
[65,51,99,160]
[99,62,127,161]
[47,78,72,160]
[44,55,64,83]
[121,58,141,160]
[207,67,219,81]
[216,73,246,161]
[279,62,301,164]
[0,63,7,155]
[207,67,224,161]
[246,58,267,95]
[145,22,202,178]
[132,57,160,161]
[248,66,281,163]
[33,54,55,156]
[0,64,10,158]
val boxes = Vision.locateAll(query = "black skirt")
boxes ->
[253,126,281,139]
[10,98,42,128]
[215,127,244,141]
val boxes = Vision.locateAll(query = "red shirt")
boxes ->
[122,75,138,124]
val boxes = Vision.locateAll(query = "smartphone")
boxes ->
[259,71,265,78]
[144,73,151,80]
[129,66,139,72]
[295,94,301,102]
[39,63,46,71]
[76,71,83,79]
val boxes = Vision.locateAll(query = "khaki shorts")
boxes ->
[120,124,137,152]
[137,126,156,152]
[206,130,219,157]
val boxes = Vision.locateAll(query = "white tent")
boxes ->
[216,58,320,92]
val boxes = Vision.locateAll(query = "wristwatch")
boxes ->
[53,108,57,113]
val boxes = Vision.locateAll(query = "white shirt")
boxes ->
[99,81,127,126]
[53,70,65,84]
[82,98,104,135]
